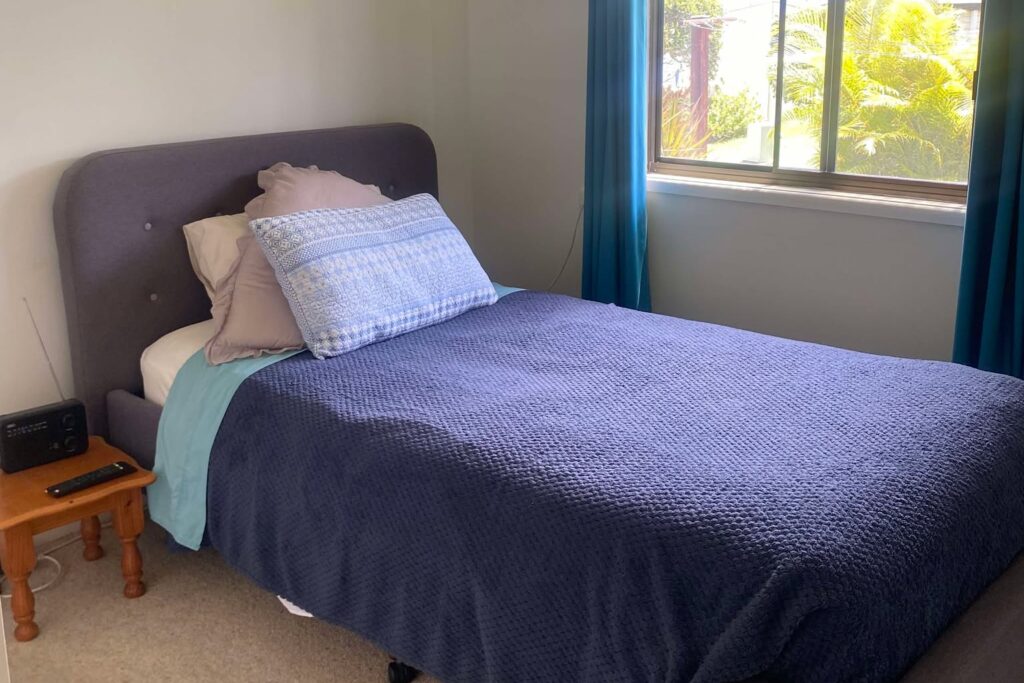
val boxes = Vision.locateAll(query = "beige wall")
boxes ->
[463,0,964,361]
[648,192,964,359]
[467,0,588,296]
[0,0,469,414]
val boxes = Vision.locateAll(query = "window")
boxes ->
[651,0,984,202]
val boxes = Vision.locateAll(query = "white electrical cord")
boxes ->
[0,521,113,599]
[0,556,62,598]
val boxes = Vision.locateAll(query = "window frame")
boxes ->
[648,0,981,204]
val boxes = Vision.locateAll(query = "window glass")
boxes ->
[657,0,982,189]
[833,0,980,182]
[660,0,779,165]
[779,0,829,171]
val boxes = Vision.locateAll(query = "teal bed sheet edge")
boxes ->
[148,284,523,550]
[491,283,521,299]
[148,349,303,549]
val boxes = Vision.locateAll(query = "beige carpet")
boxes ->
[7,523,1024,682]
[3,525,440,683]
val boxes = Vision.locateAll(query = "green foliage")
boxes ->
[707,89,761,142]
[784,0,977,181]
[661,88,711,159]
[663,0,724,75]
[661,0,727,158]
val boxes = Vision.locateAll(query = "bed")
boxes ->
[53,124,1024,682]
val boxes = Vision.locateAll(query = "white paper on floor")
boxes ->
[277,595,314,618]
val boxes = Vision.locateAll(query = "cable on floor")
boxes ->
[0,521,113,599]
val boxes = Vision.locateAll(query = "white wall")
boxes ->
[467,0,589,296]
[408,0,475,242]
[648,192,964,359]
[463,0,965,362]
[0,609,7,683]
[0,0,468,414]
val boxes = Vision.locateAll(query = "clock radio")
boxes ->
[0,399,89,473]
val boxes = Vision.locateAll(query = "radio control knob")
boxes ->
[62,413,76,428]
[64,436,80,452]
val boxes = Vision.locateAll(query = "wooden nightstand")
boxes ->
[0,436,155,642]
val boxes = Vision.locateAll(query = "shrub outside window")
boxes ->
[651,0,984,202]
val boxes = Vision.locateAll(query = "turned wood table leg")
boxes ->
[112,489,146,599]
[0,525,39,642]
[80,515,104,561]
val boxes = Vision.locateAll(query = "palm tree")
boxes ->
[783,0,977,182]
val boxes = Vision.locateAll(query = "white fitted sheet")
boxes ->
[140,320,216,406]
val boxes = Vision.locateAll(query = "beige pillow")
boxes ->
[182,213,250,301]
[244,162,388,219]
[204,234,304,364]
[204,165,393,365]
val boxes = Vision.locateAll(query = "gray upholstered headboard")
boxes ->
[54,123,438,439]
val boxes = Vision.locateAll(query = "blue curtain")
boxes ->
[954,0,1024,378]
[582,0,651,311]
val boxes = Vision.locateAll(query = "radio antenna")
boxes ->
[22,297,67,401]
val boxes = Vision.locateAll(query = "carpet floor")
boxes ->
[3,525,440,683]
[6,522,1024,682]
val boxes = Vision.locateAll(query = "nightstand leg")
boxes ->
[81,515,104,561]
[112,489,146,599]
[0,525,39,642]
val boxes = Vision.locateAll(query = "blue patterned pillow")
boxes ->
[250,194,497,359]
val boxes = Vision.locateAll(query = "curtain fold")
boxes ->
[582,0,651,311]
[953,0,1024,378]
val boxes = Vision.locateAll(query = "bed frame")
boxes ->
[50,124,1022,682]
[53,123,437,468]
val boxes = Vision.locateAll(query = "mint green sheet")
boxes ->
[491,283,522,299]
[148,349,303,549]
[148,284,523,550]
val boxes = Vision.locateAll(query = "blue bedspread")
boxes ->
[202,292,1024,682]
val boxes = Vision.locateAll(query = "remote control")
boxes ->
[45,461,137,498]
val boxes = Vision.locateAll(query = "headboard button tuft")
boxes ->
[143,222,153,231]
[387,183,396,196]
[149,293,159,302]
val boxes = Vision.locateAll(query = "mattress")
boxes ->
[180,291,1024,683]
[140,320,215,405]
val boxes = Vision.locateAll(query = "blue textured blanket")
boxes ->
[203,292,1024,682]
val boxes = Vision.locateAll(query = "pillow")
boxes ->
[182,213,250,301]
[202,166,392,365]
[204,234,304,365]
[251,194,497,359]
[244,162,387,219]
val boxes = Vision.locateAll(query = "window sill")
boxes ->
[647,174,967,227]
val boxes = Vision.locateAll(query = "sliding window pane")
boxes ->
[778,0,830,170]
[660,0,780,166]
[835,0,980,182]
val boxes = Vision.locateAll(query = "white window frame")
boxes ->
[648,0,984,204]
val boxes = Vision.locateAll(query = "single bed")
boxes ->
[53,124,1024,683]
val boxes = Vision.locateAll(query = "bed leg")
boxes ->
[387,660,419,683]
